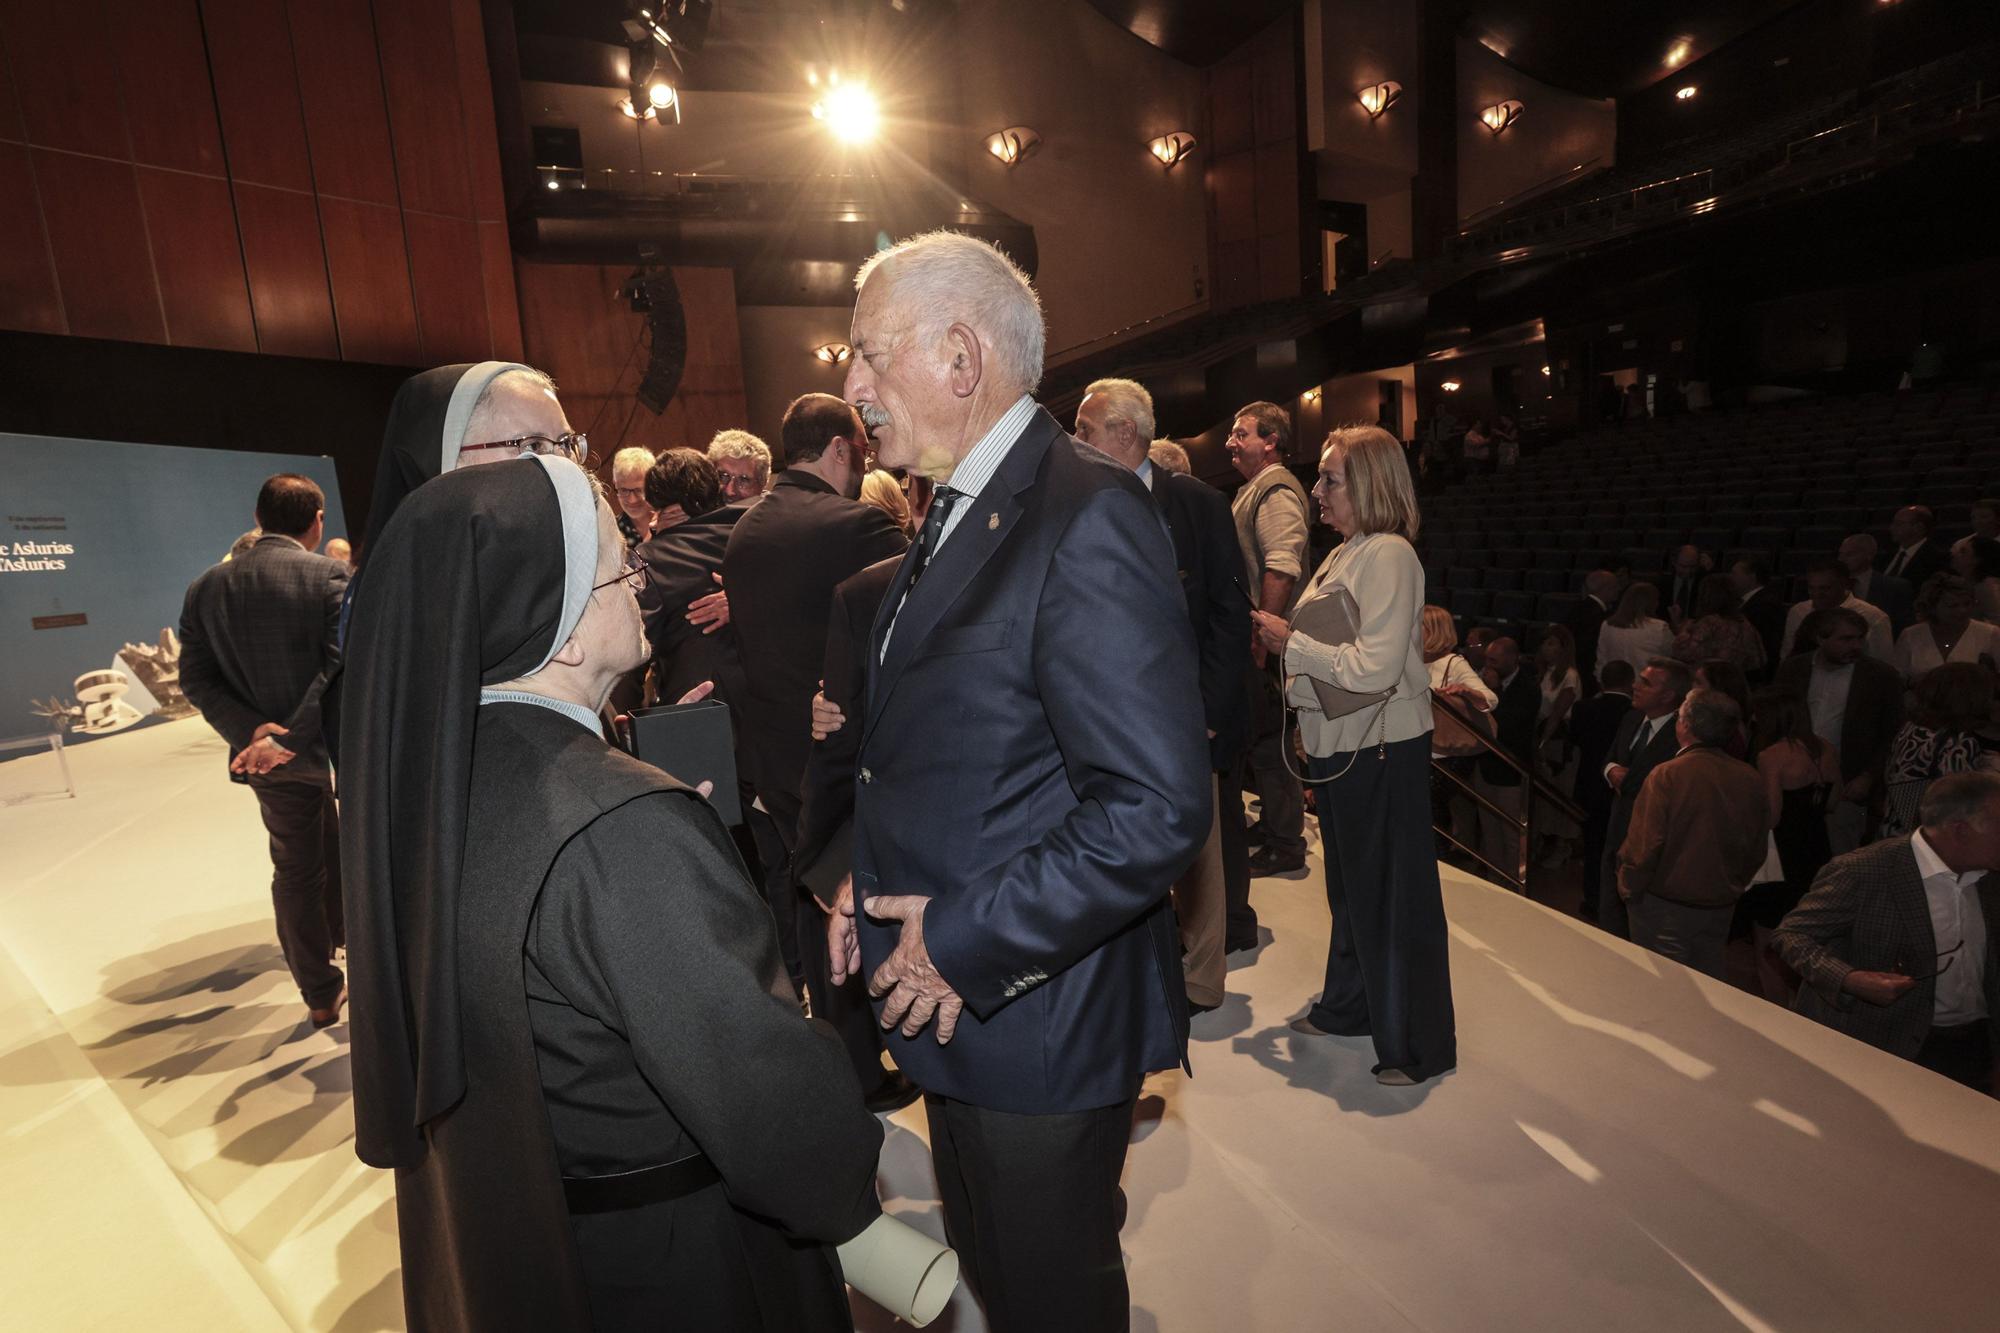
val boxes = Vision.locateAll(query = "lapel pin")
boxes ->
[987,512,999,530]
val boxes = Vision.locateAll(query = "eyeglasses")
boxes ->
[1899,938,1961,982]
[458,432,591,466]
[590,563,646,597]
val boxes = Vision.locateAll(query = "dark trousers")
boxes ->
[759,786,890,1095]
[1598,807,1636,939]
[1577,805,1609,922]
[1917,1019,1994,1096]
[743,804,804,991]
[1627,895,1731,979]
[1246,661,1305,857]
[1217,767,1256,948]
[925,1093,1135,1333]
[1305,736,1457,1080]
[249,774,344,1009]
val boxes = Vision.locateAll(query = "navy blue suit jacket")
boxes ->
[852,408,1212,1114]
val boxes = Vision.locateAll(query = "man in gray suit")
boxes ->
[1775,771,2000,1094]
[1840,534,1915,635]
[180,474,349,1027]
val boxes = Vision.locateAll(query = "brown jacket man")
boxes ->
[1618,744,1770,909]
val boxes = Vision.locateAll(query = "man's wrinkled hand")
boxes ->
[687,573,729,634]
[232,734,296,776]
[864,894,964,1044]
[1843,969,1916,1007]
[810,686,847,741]
[827,875,861,985]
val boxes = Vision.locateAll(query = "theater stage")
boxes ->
[3,717,1997,1332]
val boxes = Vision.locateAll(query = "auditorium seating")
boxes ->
[1419,380,2000,645]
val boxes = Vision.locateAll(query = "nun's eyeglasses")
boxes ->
[591,566,646,596]
[459,432,591,465]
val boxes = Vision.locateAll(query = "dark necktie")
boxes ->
[1886,549,1907,579]
[907,485,964,592]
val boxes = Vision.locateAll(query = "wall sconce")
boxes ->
[1147,131,1197,167]
[1302,387,1322,405]
[985,126,1043,166]
[1440,379,1462,393]
[1357,81,1402,119]
[1480,100,1524,136]
[813,342,853,365]
[1675,85,1698,101]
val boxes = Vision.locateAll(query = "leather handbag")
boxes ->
[1430,654,1492,757]
[1287,584,1394,719]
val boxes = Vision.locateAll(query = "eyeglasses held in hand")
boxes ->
[1899,938,1961,982]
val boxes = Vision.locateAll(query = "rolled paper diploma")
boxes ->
[836,1213,960,1327]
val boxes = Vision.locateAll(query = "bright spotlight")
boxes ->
[648,80,677,110]
[814,83,880,143]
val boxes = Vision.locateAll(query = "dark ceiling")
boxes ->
[1461,0,1808,98]
[1079,0,1299,67]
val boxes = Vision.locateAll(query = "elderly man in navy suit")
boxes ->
[826,231,1210,1332]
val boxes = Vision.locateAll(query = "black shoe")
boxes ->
[1244,821,1268,849]
[1188,998,1221,1015]
[1247,847,1307,876]
[863,1070,922,1115]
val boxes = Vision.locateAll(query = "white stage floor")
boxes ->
[4,718,1998,1331]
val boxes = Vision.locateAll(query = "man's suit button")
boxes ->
[859,767,873,784]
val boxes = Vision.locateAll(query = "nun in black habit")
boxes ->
[340,453,883,1332]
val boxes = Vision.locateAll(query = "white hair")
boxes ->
[1149,439,1191,475]
[854,231,1045,394]
[611,446,656,480]
[465,366,558,438]
[707,429,772,485]
[1083,377,1156,440]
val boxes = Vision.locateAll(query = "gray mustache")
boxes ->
[858,405,893,430]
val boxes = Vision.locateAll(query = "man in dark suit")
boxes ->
[1665,545,1709,626]
[1472,637,1541,885]
[1775,771,2000,1094]
[635,449,751,711]
[179,474,348,1027]
[1730,554,1788,681]
[1570,570,1617,694]
[1076,377,1251,1002]
[1598,656,1693,938]
[1881,505,1949,589]
[1570,659,1635,923]
[723,392,911,1103]
[829,233,1210,1330]
[1775,607,1904,854]
[1842,533,1915,635]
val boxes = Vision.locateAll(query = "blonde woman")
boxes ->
[857,468,913,537]
[1251,426,1457,1086]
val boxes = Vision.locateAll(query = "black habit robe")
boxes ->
[391,699,882,1332]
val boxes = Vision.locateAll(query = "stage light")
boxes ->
[1676,85,1698,101]
[649,80,678,111]
[618,97,654,121]
[813,342,853,365]
[1440,379,1462,393]
[1147,131,1197,167]
[814,82,880,144]
[985,126,1043,166]
[1480,100,1524,136]
[1357,81,1402,119]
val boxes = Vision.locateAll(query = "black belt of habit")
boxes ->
[563,1153,721,1213]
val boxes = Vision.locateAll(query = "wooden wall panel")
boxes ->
[0,143,62,333]
[139,168,255,351]
[117,0,226,175]
[1,4,130,158]
[34,150,163,343]
[373,0,473,220]
[320,196,420,364]
[405,212,488,363]
[288,0,399,206]
[478,221,524,360]
[449,0,506,222]
[235,183,338,358]
[0,22,23,143]
[201,0,314,192]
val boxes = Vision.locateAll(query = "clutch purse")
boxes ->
[1289,585,1395,720]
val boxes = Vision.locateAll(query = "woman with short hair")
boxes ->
[1251,426,1456,1086]
[1598,582,1675,681]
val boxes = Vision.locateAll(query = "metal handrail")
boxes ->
[1428,690,1586,894]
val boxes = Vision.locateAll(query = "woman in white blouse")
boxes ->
[1894,573,2000,684]
[1596,582,1674,681]
[1250,426,1457,1087]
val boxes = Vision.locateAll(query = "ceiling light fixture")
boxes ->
[985,126,1043,166]
[1147,131,1197,167]
[813,342,853,365]
[1440,379,1462,393]
[813,80,880,144]
[1357,81,1402,119]
[1480,100,1524,136]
